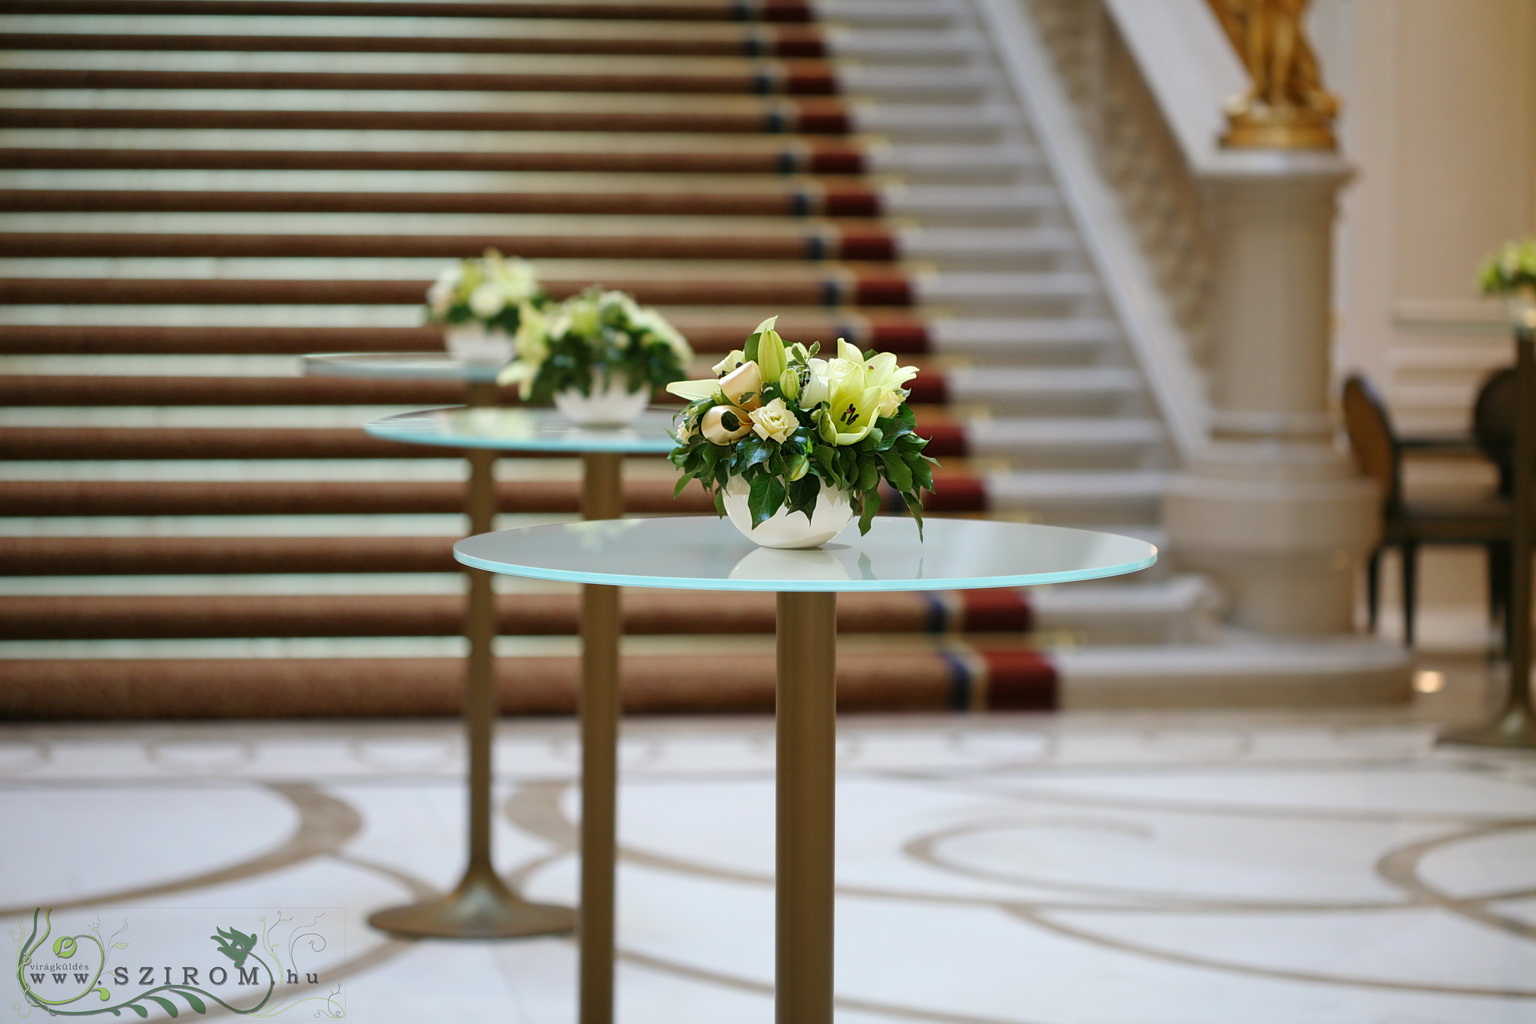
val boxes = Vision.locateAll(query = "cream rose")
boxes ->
[749,398,796,443]
[468,282,505,319]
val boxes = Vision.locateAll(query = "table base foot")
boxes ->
[1440,701,1536,749]
[369,869,575,940]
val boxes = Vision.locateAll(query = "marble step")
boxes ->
[0,474,997,517]
[985,468,1167,524]
[0,139,1041,181]
[0,61,855,97]
[0,639,1060,718]
[0,316,1117,358]
[0,415,1164,468]
[0,270,923,308]
[0,57,995,103]
[0,182,1061,223]
[945,366,1143,411]
[0,21,834,58]
[0,588,1038,639]
[3,1,827,23]
[0,568,1210,645]
[0,226,1076,267]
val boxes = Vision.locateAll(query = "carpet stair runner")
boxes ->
[0,0,1218,719]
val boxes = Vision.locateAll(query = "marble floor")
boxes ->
[3,665,1535,1024]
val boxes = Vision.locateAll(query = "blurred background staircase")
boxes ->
[0,0,1245,719]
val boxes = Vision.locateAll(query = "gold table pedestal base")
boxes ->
[369,866,576,941]
[1440,701,1536,749]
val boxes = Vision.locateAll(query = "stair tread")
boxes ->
[0,144,871,174]
[0,26,829,59]
[0,589,1035,638]
[0,2,821,23]
[0,63,848,96]
[0,317,937,354]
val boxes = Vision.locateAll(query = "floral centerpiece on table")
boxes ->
[497,286,693,427]
[1479,238,1536,330]
[666,316,937,547]
[425,249,547,363]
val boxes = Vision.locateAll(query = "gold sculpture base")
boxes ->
[1222,104,1337,150]
[369,866,576,940]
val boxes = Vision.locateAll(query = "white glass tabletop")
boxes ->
[366,406,678,453]
[455,516,1157,593]
[302,352,502,382]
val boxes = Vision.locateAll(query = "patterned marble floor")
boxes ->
[3,698,1535,1024]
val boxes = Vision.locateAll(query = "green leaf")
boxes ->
[742,440,772,472]
[906,493,925,541]
[857,458,879,492]
[879,451,913,492]
[127,1003,150,1019]
[748,473,787,527]
[178,991,207,1014]
[857,488,879,535]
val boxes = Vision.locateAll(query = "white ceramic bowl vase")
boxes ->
[552,378,651,428]
[443,324,515,365]
[722,478,854,549]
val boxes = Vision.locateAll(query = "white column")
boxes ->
[1164,151,1380,634]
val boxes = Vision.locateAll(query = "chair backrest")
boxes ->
[1473,365,1515,495]
[1341,373,1401,511]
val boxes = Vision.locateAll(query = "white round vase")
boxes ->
[553,380,651,428]
[1505,286,1536,332]
[722,479,854,549]
[443,324,514,365]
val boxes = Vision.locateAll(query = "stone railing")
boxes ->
[1023,0,1220,377]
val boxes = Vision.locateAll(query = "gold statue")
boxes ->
[1209,0,1340,150]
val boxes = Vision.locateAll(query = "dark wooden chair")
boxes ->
[1341,373,1513,646]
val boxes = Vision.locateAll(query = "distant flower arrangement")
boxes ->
[497,287,692,426]
[424,249,547,334]
[1478,238,1536,295]
[667,316,936,541]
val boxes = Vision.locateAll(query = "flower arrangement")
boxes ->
[1478,238,1536,296]
[497,287,692,424]
[425,249,546,334]
[666,316,937,540]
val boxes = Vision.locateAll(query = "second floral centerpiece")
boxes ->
[498,286,693,427]
[667,317,937,548]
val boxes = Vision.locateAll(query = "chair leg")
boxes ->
[1402,541,1418,647]
[1367,548,1382,631]
[1490,541,1512,656]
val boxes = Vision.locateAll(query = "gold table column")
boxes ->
[775,591,838,1024]
[579,451,623,1024]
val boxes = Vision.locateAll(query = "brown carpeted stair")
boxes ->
[0,0,1180,718]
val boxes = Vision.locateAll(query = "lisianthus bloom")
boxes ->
[719,361,764,411]
[750,397,796,443]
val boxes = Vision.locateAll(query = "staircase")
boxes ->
[0,0,1294,720]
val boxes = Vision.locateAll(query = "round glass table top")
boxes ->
[455,516,1157,593]
[302,352,502,382]
[366,406,677,453]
